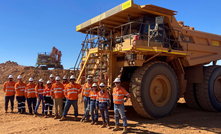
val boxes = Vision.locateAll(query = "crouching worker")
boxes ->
[43,80,53,118]
[96,83,110,129]
[60,75,82,121]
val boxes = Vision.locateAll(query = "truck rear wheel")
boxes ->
[129,61,178,119]
[196,66,221,112]
[184,83,201,109]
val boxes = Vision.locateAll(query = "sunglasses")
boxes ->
[100,86,105,88]
[115,82,120,84]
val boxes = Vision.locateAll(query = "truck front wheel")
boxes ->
[129,61,178,119]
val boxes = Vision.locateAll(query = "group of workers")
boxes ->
[3,74,130,134]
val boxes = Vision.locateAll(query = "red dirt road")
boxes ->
[0,84,221,134]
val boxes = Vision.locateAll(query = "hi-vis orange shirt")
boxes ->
[63,81,69,88]
[25,83,37,98]
[64,83,82,100]
[113,86,130,104]
[81,83,93,98]
[3,81,16,96]
[89,90,98,101]
[51,83,64,99]
[46,80,56,88]
[35,85,45,98]
[15,81,26,96]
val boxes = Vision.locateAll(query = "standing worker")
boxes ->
[49,74,56,85]
[112,78,130,134]
[62,76,69,111]
[34,78,45,116]
[96,83,110,128]
[15,75,26,114]
[43,80,53,118]
[3,75,16,113]
[81,75,93,122]
[51,76,64,119]
[60,75,82,121]
[25,77,37,115]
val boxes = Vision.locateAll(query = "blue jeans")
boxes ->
[83,96,90,120]
[90,101,98,121]
[62,99,78,117]
[100,108,109,124]
[114,104,127,127]
[34,95,44,114]
[5,95,14,110]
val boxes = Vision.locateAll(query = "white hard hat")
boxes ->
[8,75,13,79]
[63,76,67,79]
[99,83,105,87]
[70,75,75,80]
[39,78,43,83]
[55,76,60,81]
[17,75,22,79]
[29,77,33,81]
[92,83,97,87]
[50,74,54,78]
[47,80,51,84]
[114,77,121,83]
[87,75,93,80]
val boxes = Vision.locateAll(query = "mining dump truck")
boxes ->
[36,47,63,70]
[74,0,221,119]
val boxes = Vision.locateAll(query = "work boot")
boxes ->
[10,109,13,113]
[80,117,85,122]
[74,116,78,121]
[5,109,8,113]
[101,122,106,128]
[112,125,119,131]
[54,115,59,119]
[44,115,48,118]
[18,112,21,114]
[91,121,95,125]
[59,116,66,121]
[34,114,37,117]
[107,123,111,129]
[122,127,127,134]
[29,112,33,115]
[94,121,98,125]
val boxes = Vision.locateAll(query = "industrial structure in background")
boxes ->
[74,0,221,119]
[36,47,63,70]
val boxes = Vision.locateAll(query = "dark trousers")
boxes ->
[5,95,15,110]
[63,98,66,111]
[44,97,53,115]
[27,98,36,114]
[100,108,109,124]
[16,96,26,113]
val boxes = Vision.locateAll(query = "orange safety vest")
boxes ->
[25,83,37,98]
[15,81,26,96]
[43,87,52,97]
[3,81,16,96]
[35,85,45,98]
[63,81,69,88]
[112,86,130,104]
[64,83,82,100]
[81,83,93,98]
[89,90,98,101]
[51,83,64,99]
[96,90,109,103]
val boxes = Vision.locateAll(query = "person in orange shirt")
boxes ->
[112,78,130,134]
[96,83,110,128]
[25,77,37,115]
[89,83,99,125]
[62,76,69,111]
[34,79,45,116]
[50,74,56,84]
[81,75,93,121]
[15,75,26,114]
[3,75,16,113]
[60,75,82,121]
[43,80,53,118]
[51,76,64,119]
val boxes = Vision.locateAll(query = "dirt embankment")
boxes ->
[0,61,78,84]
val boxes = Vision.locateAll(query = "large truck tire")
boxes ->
[184,83,201,109]
[196,66,221,112]
[129,61,178,119]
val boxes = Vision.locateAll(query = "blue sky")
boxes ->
[0,0,221,69]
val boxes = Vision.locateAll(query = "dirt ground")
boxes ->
[1,84,221,134]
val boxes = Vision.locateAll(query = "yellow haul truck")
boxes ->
[74,0,221,119]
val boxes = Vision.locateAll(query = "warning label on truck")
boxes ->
[212,41,219,46]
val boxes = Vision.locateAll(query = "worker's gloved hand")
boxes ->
[37,98,40,102]
[96,107,98,110]
[108,106,110,109]
[43,100,46,103]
